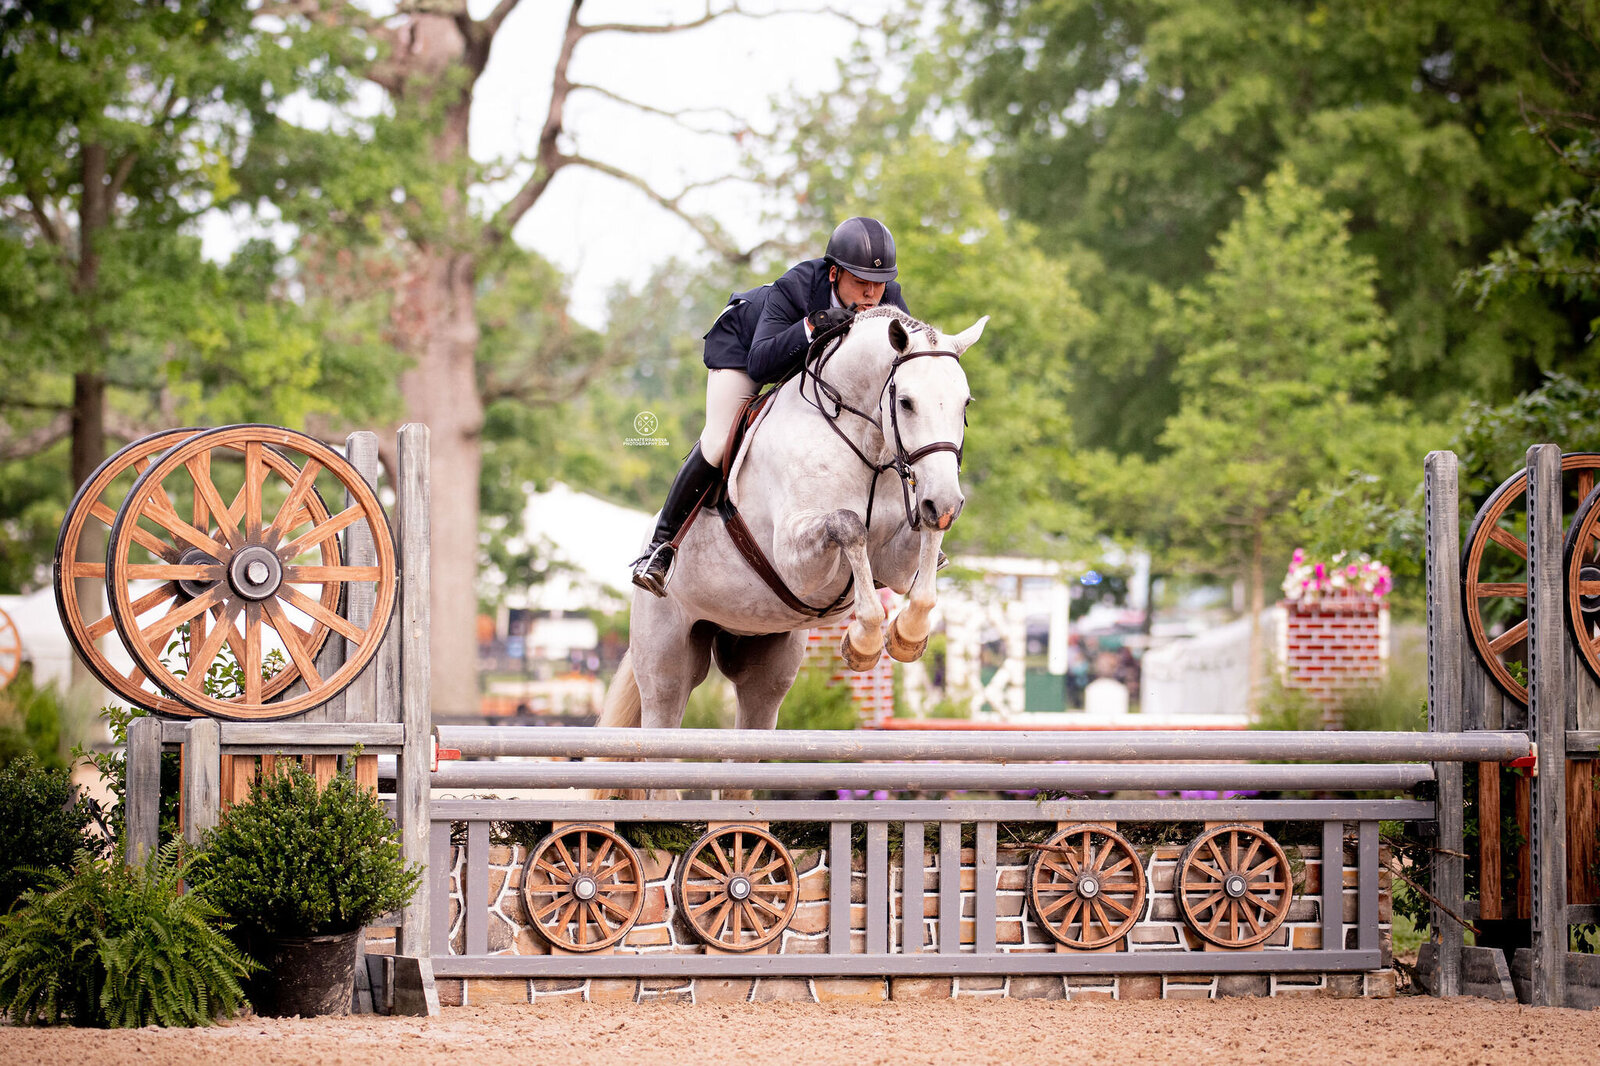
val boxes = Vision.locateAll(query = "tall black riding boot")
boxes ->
[632,442,721,597]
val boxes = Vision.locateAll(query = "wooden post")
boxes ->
[1424,450,1465,995]
[1525,444,1568,1008]
[181,719,221,847]
[342,431,382,724]
[124,715,161,865]
[396,423,432,961]
[1478,762,1502,920]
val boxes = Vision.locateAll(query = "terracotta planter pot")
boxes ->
[248,929,361,1017]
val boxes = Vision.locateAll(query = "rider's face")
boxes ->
[832,268,886,310]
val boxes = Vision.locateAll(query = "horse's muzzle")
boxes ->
[921,496,963,531]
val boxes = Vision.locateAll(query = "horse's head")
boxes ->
[846,308,985,533]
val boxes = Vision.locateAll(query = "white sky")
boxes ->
[204,1,892,328]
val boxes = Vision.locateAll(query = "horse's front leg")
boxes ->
[887,527,945,663]
[776,508,886,671]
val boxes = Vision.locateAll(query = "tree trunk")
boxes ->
[398,248,483,718]
[69,372,107,688]
[71,145,110,688]
[1246,531,1265,715]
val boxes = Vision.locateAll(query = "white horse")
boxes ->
[599,306,986,731]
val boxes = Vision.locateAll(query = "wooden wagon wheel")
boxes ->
[0,605,21,691]
[1176,824,1293,949]
[1025,824,1147,949]
[1565,484,1600,686]
[1461,453,1600,705]
[53,429,338,716]
[676,824,799,952]
[105,425,393,720]
[521,824,645,952]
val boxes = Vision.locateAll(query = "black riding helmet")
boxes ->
[824,216,897,283]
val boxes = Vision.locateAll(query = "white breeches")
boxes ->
[699,368,758,467]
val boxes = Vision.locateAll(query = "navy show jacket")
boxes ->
[702,258,908,385]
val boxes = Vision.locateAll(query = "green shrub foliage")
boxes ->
[777,662,858,731]
[0,751,102,911]
[0,842,254,1027]
[200,760,421,937]
[70,704,182,850]
[0,667,69,769]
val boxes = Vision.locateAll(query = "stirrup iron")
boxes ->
[631,542,676,598]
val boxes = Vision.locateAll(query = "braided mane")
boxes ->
[856,305,937,341]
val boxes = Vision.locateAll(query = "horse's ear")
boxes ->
[948,316,989,357]
[887,318,910,353]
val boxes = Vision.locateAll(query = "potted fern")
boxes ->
[0,842,254,1027]
[199,758,421,1017]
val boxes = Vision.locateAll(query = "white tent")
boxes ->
[497,482,656,615]
[0,587,76,692]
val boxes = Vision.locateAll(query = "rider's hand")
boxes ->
[807,307,855,335]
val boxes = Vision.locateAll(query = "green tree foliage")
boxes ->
[0,1,395,593]
[1147,167,1426,608]
[960,0,1600,452]
[476,256,758,608]
[1458,4,1600,327]
[0,842,255,1027]
[764,43,1099,555]
[1454,373,1600,499]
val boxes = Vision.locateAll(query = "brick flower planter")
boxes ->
[1278,595,1389,726]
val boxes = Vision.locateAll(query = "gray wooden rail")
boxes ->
[423,725,1519,982]
[433,725,1531,762]
[429,794,1408,980]
[432,759,1436,792]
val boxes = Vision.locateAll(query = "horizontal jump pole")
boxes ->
[429,798,1435,822]
[430,760,1433,792]
[432,949,1385,979]
[434,726,1529,764]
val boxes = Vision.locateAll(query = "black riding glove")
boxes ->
[808,307,855,334]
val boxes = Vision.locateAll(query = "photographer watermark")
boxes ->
[626,410,670,447]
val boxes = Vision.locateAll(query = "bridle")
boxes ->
[796,319,966,532]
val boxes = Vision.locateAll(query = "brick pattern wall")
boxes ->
[420,838,1394,1005]
[1280,598,1388,726]
[803,621,895,727]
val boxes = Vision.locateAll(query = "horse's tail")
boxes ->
[598,650,641,728]
[592,651,645,801]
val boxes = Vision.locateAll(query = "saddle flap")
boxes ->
[721,388,778,509]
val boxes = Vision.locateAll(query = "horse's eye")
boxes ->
[899,396,914,413]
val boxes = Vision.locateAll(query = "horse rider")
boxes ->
[631,216,909,596]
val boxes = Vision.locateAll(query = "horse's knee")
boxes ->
[823,509,867,550]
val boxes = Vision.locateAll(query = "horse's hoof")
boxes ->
[886,616,929,663]
[839,631,883,672]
